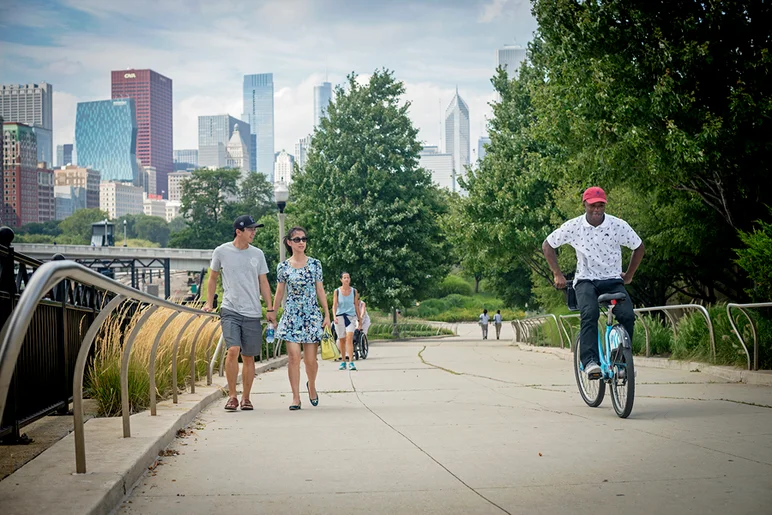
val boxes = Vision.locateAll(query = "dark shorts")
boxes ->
[220,308,262,357]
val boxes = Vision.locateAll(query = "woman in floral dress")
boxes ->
[272,226,331,410]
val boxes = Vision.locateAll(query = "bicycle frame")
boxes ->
[597,300,620,381]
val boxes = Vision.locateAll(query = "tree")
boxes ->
[170,169,239,249]
[234,171,274,220]
[292,70,451,309]
[58,208,111,244]
[134,214,170,247]
[113,213,139,240]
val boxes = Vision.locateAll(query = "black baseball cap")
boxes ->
[233,215,264,230]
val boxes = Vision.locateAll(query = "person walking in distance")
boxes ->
[493,310,503,340]
[479,309,490,339]
[332,272,362,370]
[542,186,644,379]
[204,215,275,411]
[272,227,331,410]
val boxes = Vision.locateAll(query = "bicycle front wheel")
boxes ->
[609,325,635,418]
[361,334,369,359]
[574,335,605,407]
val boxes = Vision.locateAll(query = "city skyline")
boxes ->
[0,1,537,165]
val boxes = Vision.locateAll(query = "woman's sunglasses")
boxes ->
[288,237,308,243]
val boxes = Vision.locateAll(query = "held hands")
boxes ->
[553,272,567,290]
[266,310,277,324]
[620,271,634,285]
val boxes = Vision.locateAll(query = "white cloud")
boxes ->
[52,90,80,150]
[479,0,510,23]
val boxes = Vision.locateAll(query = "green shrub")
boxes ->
[671,304,772,367]
[631,316,674,356]
[427,275,474,298]
[735,210,772,300]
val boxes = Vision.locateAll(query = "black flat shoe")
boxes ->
[289,401,301,411]
[307,382,319,406]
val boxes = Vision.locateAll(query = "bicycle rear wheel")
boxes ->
[574,335,605,407]
[360,333,369,359]
[609,325,635,418]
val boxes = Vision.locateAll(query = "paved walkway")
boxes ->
[119,324,772,514]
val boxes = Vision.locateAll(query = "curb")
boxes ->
[0,356,288,515]
[513,343,772,386]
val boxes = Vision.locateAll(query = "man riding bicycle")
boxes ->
[541,187,645,378]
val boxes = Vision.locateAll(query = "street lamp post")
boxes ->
[123,219,127,247]
[274,182,289,262]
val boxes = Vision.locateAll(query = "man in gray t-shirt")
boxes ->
[204,215,276,411]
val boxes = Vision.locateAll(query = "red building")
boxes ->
[37,163,55,223]
[2,122,38,227]
[111,69,173,198]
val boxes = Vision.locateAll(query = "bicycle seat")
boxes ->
[598,292,626,305]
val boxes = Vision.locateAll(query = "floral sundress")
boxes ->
[276,257,324,344]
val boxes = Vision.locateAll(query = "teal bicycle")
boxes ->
[571,290,636,418]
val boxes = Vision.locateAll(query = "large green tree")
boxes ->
[292,70,450,309]
[58,208,111,244]
[134,214,170,247]
[170,169,239,248]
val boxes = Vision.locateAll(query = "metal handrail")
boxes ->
[634,305,716,361]
[511,314,565,348]
[556,304,716,360]
[0,260,219,474]
[727,302,772,371]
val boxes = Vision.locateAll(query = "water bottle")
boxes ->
[266,323,275,343]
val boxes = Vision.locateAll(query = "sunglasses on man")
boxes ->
[288,237,309,243]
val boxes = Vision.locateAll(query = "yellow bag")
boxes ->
[321,327,340,361]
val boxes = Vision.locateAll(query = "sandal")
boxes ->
[240,398,253,410]
[224,397,239,411]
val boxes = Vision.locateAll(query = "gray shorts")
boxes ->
[220,308,262,357]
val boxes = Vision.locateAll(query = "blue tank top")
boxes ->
[336,288,356,315]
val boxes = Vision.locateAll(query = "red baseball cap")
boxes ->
[582,186,607,204]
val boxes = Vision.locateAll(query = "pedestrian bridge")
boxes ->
[10,243,212,271]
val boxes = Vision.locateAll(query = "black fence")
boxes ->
[0,233,107,444]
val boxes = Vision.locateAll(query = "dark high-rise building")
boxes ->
[57,143,73,167]
[111,69,173,197]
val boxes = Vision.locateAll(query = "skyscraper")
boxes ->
[75,99,140,183]
[477,136,491,164]
[242,74,275,181]
[314,82,332,128]
[497,45,527,78]
[273,150,294,184]
[0,83,53,166]
[2,122,38,227]
[419,146,455,193]
[225,125,251,181]
[111,69,173,197]
[198,115,250,168]
[173,149,198,170]
[294,135,312,171]
[57,143,73,167]
[444,88,470,193]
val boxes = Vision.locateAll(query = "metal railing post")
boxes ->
[72,294,125,474]
[149,311,181,415]
[171,315,198,404]
[727,302,772,371]
[120,305,159,437]
[188,316,213,394]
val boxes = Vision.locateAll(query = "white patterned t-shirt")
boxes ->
[546,214,642,284]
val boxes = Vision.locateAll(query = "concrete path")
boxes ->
[119,325,772,514]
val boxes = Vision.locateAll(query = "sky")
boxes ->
[0,0,537,161]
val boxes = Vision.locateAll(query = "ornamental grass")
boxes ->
[86,302,222,417]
